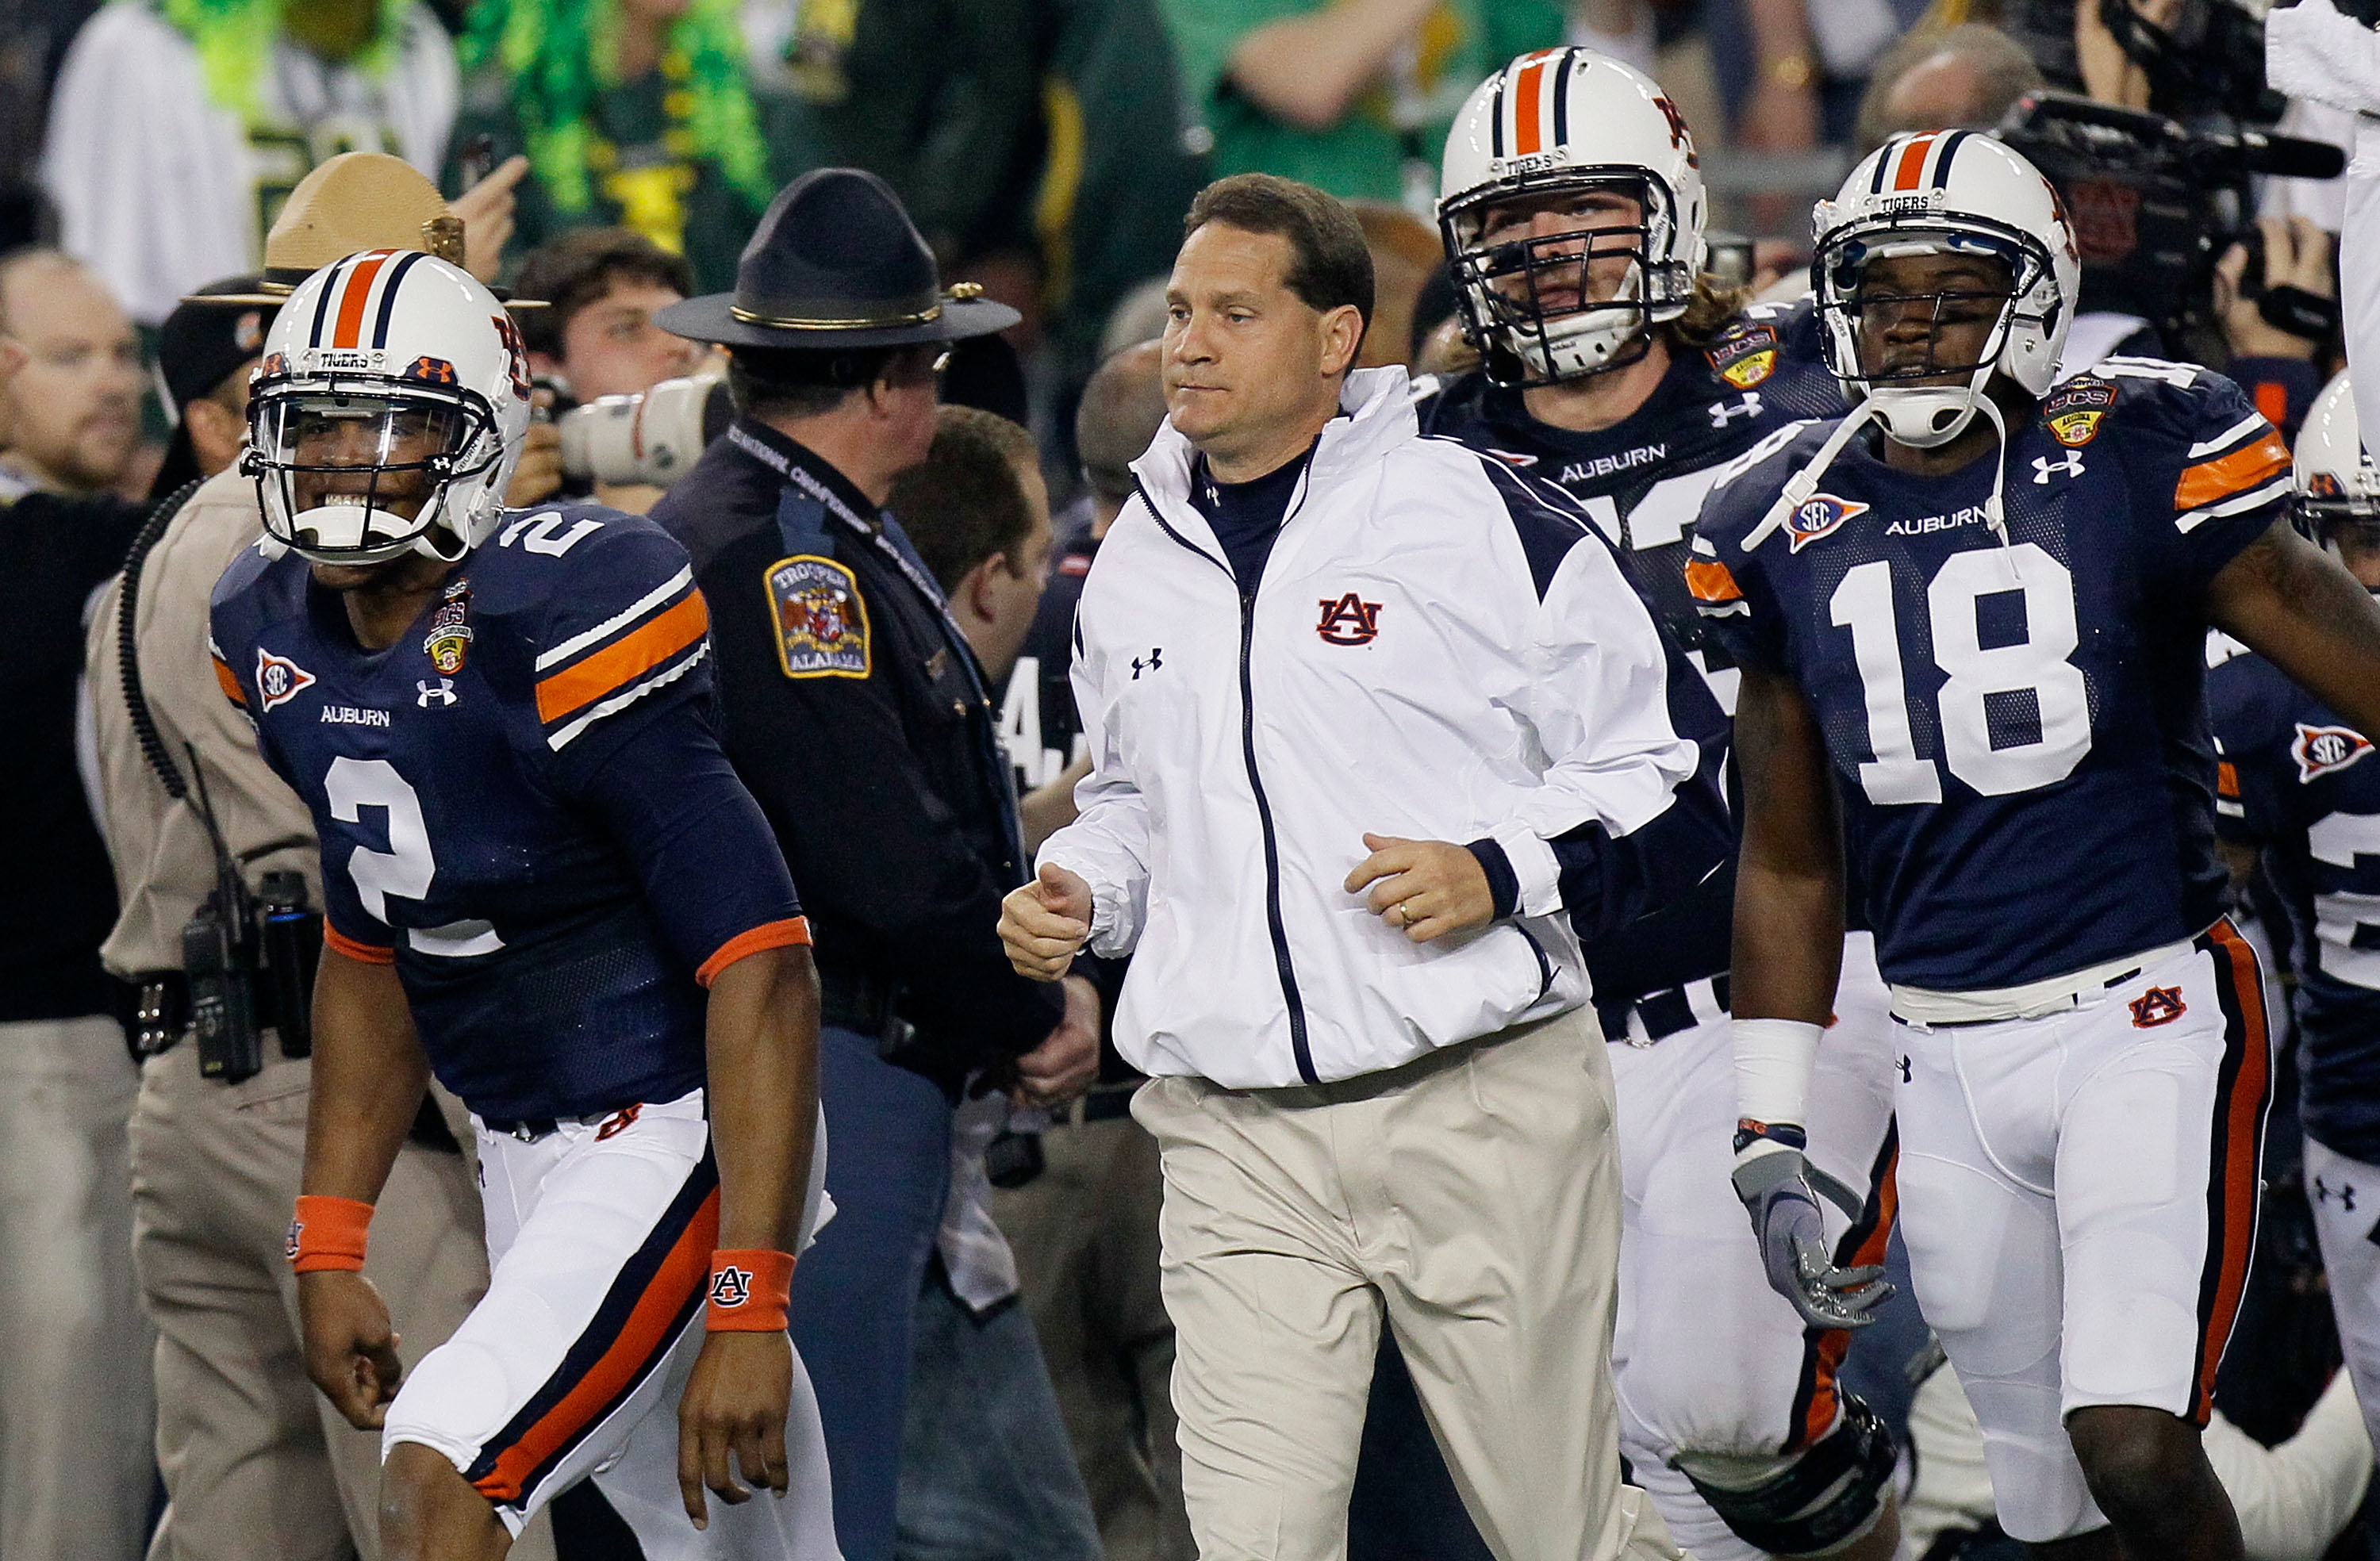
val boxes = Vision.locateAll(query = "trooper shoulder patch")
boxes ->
[766,554,870,678]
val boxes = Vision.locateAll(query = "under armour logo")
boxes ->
[2318,1176,2358,1212]
[1130,648,1163,680]
[1316,592,1384,646]
[1709,393,1762,428]
[708,1265,754,1309]
[2033,452,2086,485]
[1898,1055,1913,1084]
[416,678,457,707]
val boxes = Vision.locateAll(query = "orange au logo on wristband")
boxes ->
[708,1265,754,1310]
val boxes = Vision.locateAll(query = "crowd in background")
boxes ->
[4,1,2379,1559]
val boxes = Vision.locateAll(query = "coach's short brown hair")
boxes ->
[1184,174,1373,332]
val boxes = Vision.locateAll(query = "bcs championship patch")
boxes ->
[2044,381,2114,447]
[2294,723,2374,783]
[768,555,869,678]
[1786,493,1868,552]
[1706,324,1780,390]
[421,577,473,674]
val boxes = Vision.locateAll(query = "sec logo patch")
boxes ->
[255,647,317,711]
[2294,723,2374,783]
[767,555,870,679]
[1786,493,1868,552]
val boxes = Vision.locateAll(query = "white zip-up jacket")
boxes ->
[1038,367,1732,1089]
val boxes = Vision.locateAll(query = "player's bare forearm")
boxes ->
[303,945,433,1203]
[1730,665,1846,1026]
[703,944,821,1253]
[2210,519,2380,738]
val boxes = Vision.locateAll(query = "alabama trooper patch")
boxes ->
[767,555,870,678]
[2044,380,2115,447]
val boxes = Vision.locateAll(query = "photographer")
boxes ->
[83,153,559,1561]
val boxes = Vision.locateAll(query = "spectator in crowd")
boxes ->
[40,0,471,325]
[1158,0,1569,204]
[450,0,780,292]
[0,268,151,1561]
[1000,171,1729,1559]
[988,337,1199,1561]
[0,247,142,499]
[145,277,271,497]
[649,167,1100,1561]
[83,152,563,1561]
[1852,21,2044,151]
[513,225,709,401]
[884,404,1102,1561]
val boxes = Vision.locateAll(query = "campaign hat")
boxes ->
[654,167,1018,349]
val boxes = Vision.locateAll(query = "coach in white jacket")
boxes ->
[1000,174,1726,1561]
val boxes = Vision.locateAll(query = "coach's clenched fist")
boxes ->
[1000,863,1092,980]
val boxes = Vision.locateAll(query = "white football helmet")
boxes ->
[244,250,532,566]
[2296,370,2380,542]
[1438,47,1708,385]
[1810,130,2078,448]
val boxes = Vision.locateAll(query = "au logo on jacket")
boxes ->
[1317,593,1383,646]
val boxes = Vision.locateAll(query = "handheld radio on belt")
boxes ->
[117,481,322,1080]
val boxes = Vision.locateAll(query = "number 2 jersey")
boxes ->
[209,504,810,1122]
[1691,360,2293,992]
[2209,635,2380,1162]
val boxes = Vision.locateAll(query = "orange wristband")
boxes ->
[705,1249,796,1331]
[287,1195,374,1273]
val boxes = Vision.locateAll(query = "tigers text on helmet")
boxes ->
[1810,130,2077,449]
[243,251,532,567]
[1438,47,1707,388]
[2295,370,2380,545]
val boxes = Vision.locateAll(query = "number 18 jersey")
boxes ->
[1691,362,2291,992]
[209,504,809,1122]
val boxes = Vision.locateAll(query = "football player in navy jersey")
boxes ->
[1695,132,2380,1561]
[209,251,839,1559]
[2209,370,2380,1463]
[1418,50,1903,1561]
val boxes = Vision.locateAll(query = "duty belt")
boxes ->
[818,968,912,1054]
[1599,974,1730,1048]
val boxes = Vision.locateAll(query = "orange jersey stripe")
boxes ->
[1892,134,1935,191]
[2217,761,2240,800]
[2253,381,2288,430]
[2175,431,2290,512]
[213,655,246,707]
[1512,56,1552,156]
[2195,921,2267,1420]
[473,1187,720,1502]
[1797,1147,1899,1447]
[324,925,394,965]
[331,251,393,350]
[1685,558,1745,604]
[534,591,708,725]
[697,917,813,988]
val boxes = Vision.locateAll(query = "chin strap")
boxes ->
[1741,388,2013,554]
[1740,399,1878,552]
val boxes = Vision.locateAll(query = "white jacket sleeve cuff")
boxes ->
[1487,820,1563,919]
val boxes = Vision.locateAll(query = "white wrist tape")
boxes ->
[1734,1018,1823,1130]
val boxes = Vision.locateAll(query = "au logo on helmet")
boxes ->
[2294,723,2374,783]
[769,555,870,678]
[1787,493,1868,552]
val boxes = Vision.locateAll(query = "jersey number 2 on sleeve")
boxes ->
[1829,543,2092,804]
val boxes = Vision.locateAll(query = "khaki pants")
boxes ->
[130,1043,553,1561]
[993,1110,1196,1561]
[0,1014,152,1561]
[1131,1010,1679,1561]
